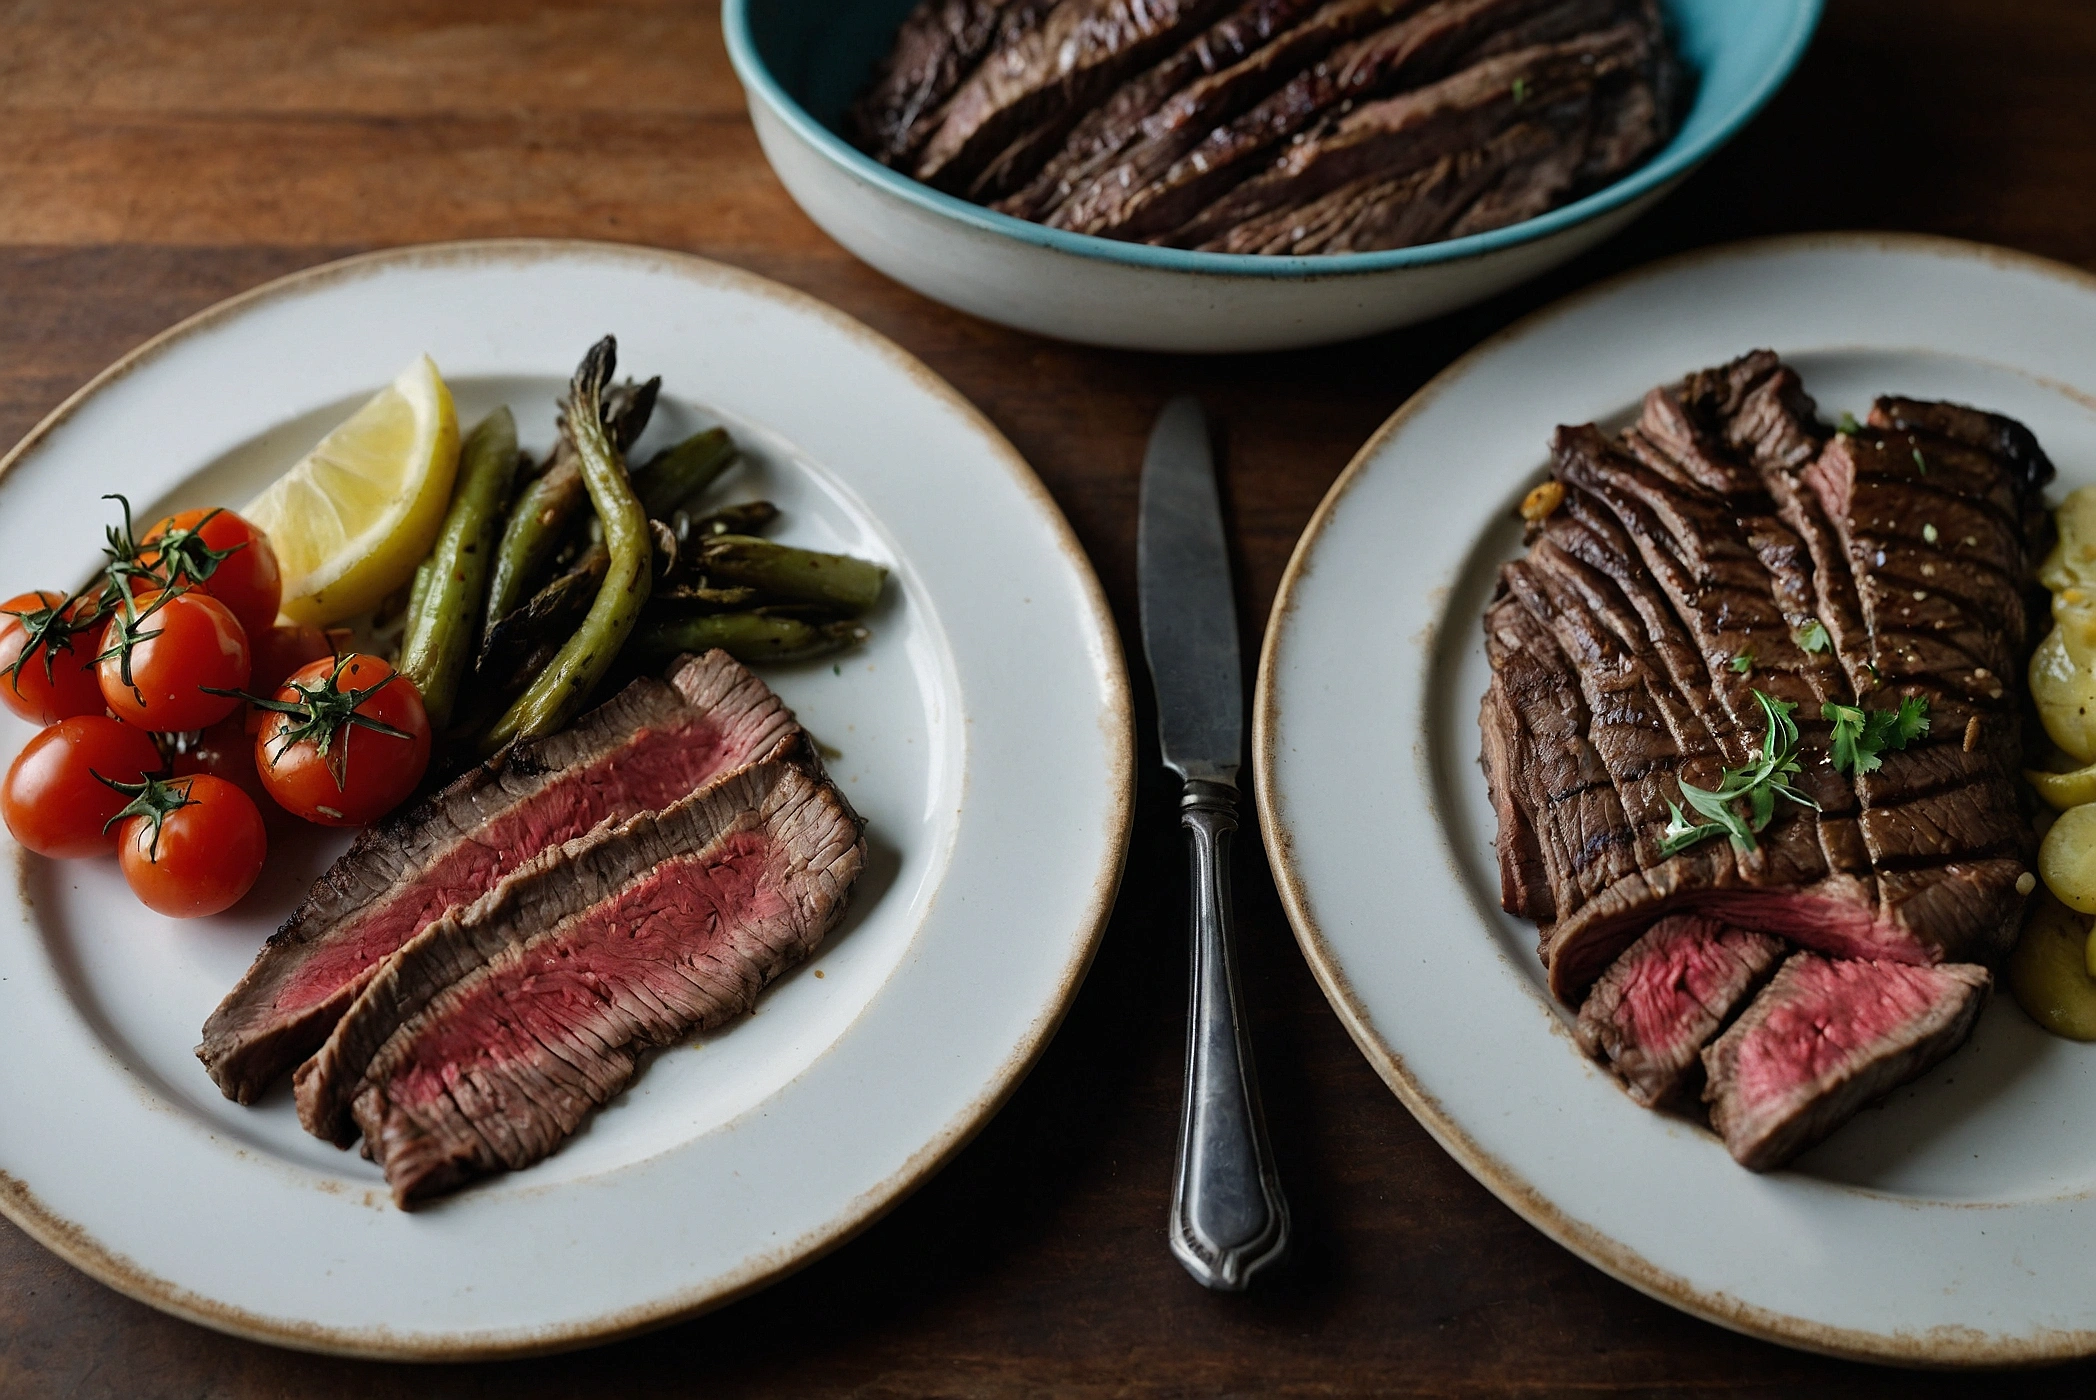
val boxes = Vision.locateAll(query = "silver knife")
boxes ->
[1137,394,1289,1292]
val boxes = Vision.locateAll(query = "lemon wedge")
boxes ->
[246,354,460,625]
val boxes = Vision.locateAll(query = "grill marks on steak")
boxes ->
[1159,17,1650,248]
[1046,0,1597,240]
[1483,353,2044,1010]
[1481,352,2044,1170]
[991,0,1328,214]
[1478,588,1640,926]
[846,0,1054,166]
[1702,953,1990,1171]
[197,651,798,1103]
[296,751,865,1207]
[1575,915,1782,1108]
[911,0,1238,192]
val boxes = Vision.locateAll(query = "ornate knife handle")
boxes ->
[1168,777,1289,1291]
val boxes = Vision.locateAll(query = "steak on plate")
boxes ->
[1702,953,1991,1171]
[1480,350,2047,1167]
[196,650,799,1103]
[1575,914,1783,1108]
[293,745,866,1208]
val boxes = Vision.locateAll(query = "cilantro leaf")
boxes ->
[1730,646,1756,674]
[1837,412,1861,436]
[1887,694,1931,747]
[1657,690,1819,855]
[1794,619,1831,654]
[1821,696,1931,775]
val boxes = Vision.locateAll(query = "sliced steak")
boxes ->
[988,0,1325,213]
[196,650,798,1103]
[1194,104,1560,253]
[910,0,1236,192]
[1702,953,1990,1171]
[847,0,1056,166]
[1488,356,2045,1005]
[1575,915,1783,1108]
[1479,585,1641,928]
[295,750,866,1207]
[1159,14,1646,247]
[1055,0,1614,240]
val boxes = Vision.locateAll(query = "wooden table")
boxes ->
[3,1,2093,1393]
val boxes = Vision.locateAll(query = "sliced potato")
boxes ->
[2042,486,2096,592]
[2009,890,2096,1041]
[2026,760,2096,811]
[2041,804,2096,914]
[2030,627,2096,762]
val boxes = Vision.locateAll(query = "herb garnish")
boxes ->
[1822,696,1931,775]
[1510,76,1529,104]
[1913,447,1928,476]
[1729,646,1756,675]
[1837,412,1862,436]
[1659,690,1818,856]
[1794,618,1831,654]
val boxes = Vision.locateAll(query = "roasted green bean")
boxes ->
[482,376,659,640]
[475,549,604,680]
[692,535,887,615]
[631,611,866,665]
[677,500,779,541]
[397,408,521,729]
[633,427,737,519]
[481,339,653,754]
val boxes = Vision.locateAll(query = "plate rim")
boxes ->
[0,238,1136,1359]
[1251,230,2096,1369]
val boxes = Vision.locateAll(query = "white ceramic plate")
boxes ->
[1255,234,2096,1366]
[0,241,1132,1359]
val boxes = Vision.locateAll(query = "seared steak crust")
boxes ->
[846,0,1054,166]
[1482,353,2045,1009]
[1160,18,1649,247]
[910,0,1237,192]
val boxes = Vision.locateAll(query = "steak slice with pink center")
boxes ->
[1702,952,1990,1172]
[1575,914,1783,1108]
[293,749,865,1208]
[196,650,799,1104]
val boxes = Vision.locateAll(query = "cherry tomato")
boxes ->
[248,622,334,700]
[113,774,267,918]
[1,715,163,858]
[141,508,283,638]
[173,713,272,812]
[255,654,430,826]
[97,589,250,733]
[0,590,107,725]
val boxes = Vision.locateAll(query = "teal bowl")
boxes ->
[724,0,1822,350]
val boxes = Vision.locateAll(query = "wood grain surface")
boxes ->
[3,1,2095,1394]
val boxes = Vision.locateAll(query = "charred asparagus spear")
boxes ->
[480,339,652,754]
[631,612,868,665]
[692,535,887,615]
[482,374,659,639]
[397,408,521,730]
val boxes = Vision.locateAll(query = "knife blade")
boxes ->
[1136,395,1289,1292]
[1138,395,1241,786]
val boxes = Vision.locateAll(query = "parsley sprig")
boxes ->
[1659,690,1819,856]
[1822,696,1931,775]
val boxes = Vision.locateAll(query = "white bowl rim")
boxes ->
[720,0,1824,282]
